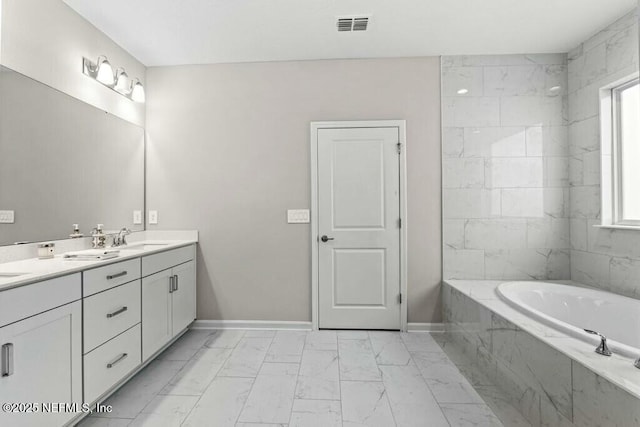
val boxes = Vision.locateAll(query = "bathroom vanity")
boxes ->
[0,234,197,427]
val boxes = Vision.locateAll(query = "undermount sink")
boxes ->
[0,272,27,278]
[121,242,169,251]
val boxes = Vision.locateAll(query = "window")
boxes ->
[601,76,640,228]
[614,79,640,224]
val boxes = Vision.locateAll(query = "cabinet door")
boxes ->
[142,269,173,361]
[0,301,82,427]
[171,260,196,335]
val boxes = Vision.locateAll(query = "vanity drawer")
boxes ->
[83,280,141,353]
[84,258,141,297]
[0,273,81,327]
[142,245,195,277]
[84,324,141,404]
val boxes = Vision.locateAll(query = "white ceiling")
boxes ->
[63,0,637,67]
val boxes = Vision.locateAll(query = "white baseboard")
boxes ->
[407,322,446,332]
[191,319,313,331]
[192,320,443,333]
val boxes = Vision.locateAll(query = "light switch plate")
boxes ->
[148,210,158,225]
[133,210,142,225]
[287,209,310,224]
[0,210,15,224]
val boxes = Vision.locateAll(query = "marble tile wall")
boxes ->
[443,282,640,427]
[442,54,571,280]
[568,9,640,298]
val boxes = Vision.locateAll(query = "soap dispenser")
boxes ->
[69,224,84,239]
[91,224,107,249]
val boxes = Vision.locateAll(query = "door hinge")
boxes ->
[398,218,402,228]
[398,293,402,304]
[396,142,401,154]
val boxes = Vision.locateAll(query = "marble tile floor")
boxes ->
[77,329,528,427]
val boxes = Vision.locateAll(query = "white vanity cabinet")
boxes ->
[0,274,82,427]
[142,245,196,361]
[82,258,142,404]
[0,239,197,427]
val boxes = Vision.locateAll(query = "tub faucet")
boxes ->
[584,329,612,356]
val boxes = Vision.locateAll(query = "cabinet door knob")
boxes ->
[169,275,174,293]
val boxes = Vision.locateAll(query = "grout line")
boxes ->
[231,331,270,426]
[378,333,400,427]
[287,331,308,423]
[405,336,453,427]
[337,330,347,426]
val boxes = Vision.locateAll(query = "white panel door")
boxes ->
[318,127,401,330]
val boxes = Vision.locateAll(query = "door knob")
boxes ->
[320,235,334,242]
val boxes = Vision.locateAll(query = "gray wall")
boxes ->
[441,54,571,280]
[568,10,640,297]
[146,57,442,323]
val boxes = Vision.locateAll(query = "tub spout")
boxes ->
[584,329,612,356]
[634,358,640,369]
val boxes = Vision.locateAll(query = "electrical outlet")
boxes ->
[0,210,15,224]
[287,209,310,224]
[148,210,158,225]
[133,210,142,225]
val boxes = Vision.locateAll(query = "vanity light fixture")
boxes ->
[457,88,469,95]
[82,55,145,103]
[83,55,115,85]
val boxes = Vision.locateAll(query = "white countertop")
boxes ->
[0,231,197,292]
[445,279,640,400]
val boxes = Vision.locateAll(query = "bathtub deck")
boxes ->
[444,279,640,426]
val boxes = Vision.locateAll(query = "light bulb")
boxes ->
[130,79,145,103]
[114,69,130,94]
[96,57,115,85]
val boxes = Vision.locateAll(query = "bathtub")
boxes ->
[497,281,640,359]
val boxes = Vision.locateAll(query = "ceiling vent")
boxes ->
[336,16,370,32]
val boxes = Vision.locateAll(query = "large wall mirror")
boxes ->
[0,65,145,246]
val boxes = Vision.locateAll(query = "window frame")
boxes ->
[611,77,640,227]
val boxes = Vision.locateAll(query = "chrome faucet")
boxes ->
[584,329,612,356]
[112,227,132,247]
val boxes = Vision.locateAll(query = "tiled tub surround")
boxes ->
[443,279,640,427]
[442,54,571,281]
[568,9,640,299]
